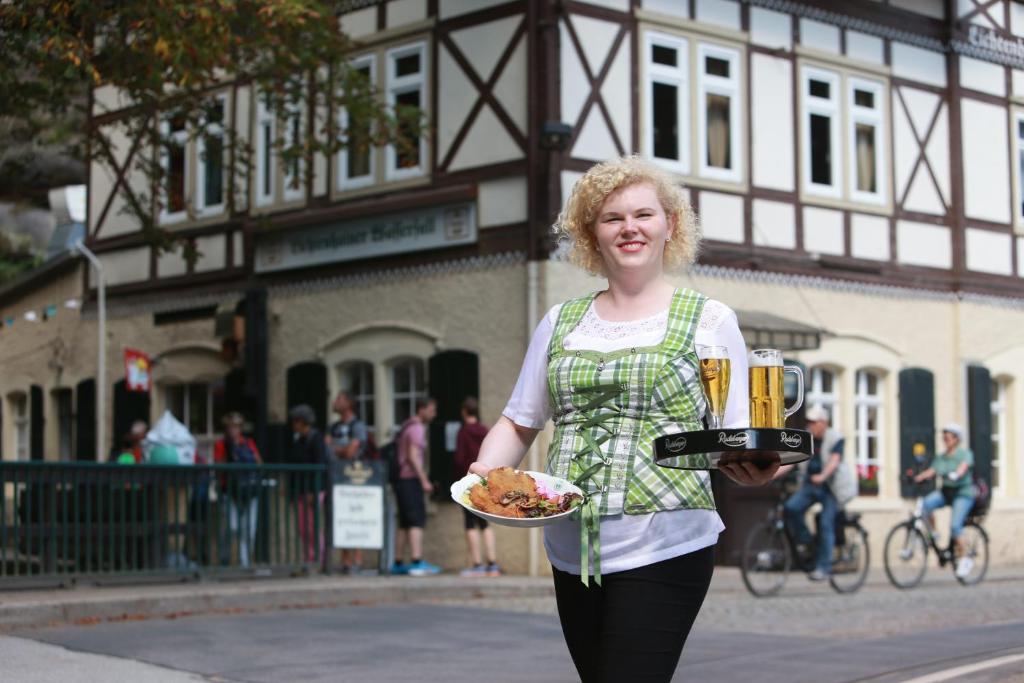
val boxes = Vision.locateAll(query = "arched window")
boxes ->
[807,366,840,425]
[339,361,376,435]
[164,380,225,440]
[391,358,426,429]
[991,378,1008,492]
[854,370,883,496]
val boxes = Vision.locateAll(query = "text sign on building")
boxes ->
[255,203,476,273]
[332,483,384,550]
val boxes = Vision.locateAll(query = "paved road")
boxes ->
[11,569,1024,682]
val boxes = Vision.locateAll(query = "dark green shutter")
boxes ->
[899,368,935,498]
[967,365,993,488]
[30,384,44,461]
[428,350,480,491]
[76,379,96,461]
[286,362,328,431]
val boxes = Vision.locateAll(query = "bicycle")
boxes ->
[882,472,989,589]
[740,481,870,597]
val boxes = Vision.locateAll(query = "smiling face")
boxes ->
[593,183,673,278]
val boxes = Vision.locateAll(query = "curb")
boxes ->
[0,576,556,632]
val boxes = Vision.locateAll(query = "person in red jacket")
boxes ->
[454,397,500,577]
[213,412,262,567]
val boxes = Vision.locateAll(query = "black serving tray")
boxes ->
[653,428,812,471]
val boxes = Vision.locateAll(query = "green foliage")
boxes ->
[0,231,42,285]
[1,0,425,262]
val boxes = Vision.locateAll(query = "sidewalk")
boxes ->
[0,574,555,632]
[2,565,1022,633]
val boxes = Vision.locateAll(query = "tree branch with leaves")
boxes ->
[1,0,424,263]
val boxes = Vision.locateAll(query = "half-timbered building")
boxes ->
[3,0,1024,572]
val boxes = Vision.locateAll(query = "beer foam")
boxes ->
[749,350,781,367]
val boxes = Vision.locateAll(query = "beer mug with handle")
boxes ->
[748,349,804,428]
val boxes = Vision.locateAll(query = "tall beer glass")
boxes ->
[697,345,731,429]
[748,349,804,428]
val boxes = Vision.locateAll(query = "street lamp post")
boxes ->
[73,240,106,462]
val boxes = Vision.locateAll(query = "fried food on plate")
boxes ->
[465,467,582,519]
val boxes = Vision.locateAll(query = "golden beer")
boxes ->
[749,365,786,428]
[699,358,731,428]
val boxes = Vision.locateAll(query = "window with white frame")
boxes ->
[165,380,225,442]
[807,366,840,425]
[339,361,376,435]
[255,92,277,207]
[386,42,427,180]
[801,65,888,204]
[196,96,227,214]
[338,57,376,190]
[161,112,189,222]
[991,378,1007,491]
[802,67,841,198]
[698,43,740,181]
[391,358,426,430]
[282,100,305,202]
[643,32,745,182]
[1016,114,1024,222]
[10,393,29,462]
[854,370,883,496]
[848,78,885,204]
[645,32,690,174]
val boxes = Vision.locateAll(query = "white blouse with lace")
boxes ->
[502,296,750,576]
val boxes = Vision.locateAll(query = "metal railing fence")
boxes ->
[0,462,328,587]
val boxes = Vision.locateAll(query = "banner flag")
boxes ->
[124,348,152,392]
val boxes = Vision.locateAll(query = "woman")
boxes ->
[213,412,262,567]
[913,423,977,578]
[470,156,777,682]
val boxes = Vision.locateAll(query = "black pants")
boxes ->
[552,546,715,683]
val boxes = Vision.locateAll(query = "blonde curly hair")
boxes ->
[553,156,701,276]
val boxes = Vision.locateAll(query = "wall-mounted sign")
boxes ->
[255,203,476,274]
[964,24,1024,62]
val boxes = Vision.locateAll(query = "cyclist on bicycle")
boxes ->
[777,406,856,581]
[912,423,976,579]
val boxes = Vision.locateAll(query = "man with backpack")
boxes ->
[391,397,441,576]
[778,406,856,581]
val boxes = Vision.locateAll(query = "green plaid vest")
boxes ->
[546,288,716,518]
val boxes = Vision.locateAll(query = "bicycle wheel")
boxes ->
[741,520,791,597]
[954,521,989,586]
[883,521,928,589]
[830,524,870,594]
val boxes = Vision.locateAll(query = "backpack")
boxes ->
[382,424,408,487]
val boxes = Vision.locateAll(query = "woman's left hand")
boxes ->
[719,452,780,486]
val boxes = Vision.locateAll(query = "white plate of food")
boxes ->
[450,467,585,528]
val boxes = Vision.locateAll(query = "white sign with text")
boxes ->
[332,484,384,550]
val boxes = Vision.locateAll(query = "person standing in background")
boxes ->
[214,412,262,568]
[392,398,441,576]
[327,391,369,574]
[454,397,500,577]
[288,404,328,565]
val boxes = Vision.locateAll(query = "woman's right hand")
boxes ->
[469,461,491,478]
